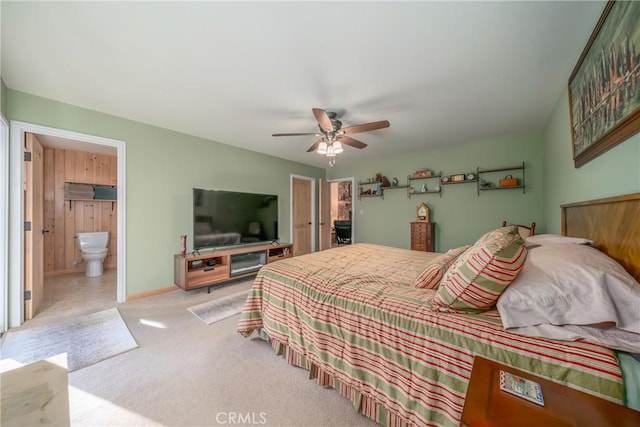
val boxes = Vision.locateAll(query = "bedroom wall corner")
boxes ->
[542,87,640,234]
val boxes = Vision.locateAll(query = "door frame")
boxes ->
[289,174,316,253]
[327,177,355,243]
[0,114,8,334]
[9,121,127,328]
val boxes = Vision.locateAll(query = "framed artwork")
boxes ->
[568,1,640,168]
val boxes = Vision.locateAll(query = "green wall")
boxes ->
[328,132,544,252]
[542,88,640,233]
[7,90,324,296]
[1,79,6,117]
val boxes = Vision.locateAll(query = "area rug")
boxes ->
[0,308,138,372]
[188,290,250,325]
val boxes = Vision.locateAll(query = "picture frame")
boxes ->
[568,1,640,168]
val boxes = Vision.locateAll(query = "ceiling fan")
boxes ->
[272,108,390,164]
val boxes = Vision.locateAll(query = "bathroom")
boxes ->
[39,136,117,316]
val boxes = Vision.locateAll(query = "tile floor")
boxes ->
[35,269,117,320]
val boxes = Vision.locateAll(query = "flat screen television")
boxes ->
[193,188,279,250]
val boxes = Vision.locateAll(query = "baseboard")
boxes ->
[126,285,179,301]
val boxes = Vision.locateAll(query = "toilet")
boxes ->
[76,231,110,277]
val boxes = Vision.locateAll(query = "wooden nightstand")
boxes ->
[410,222,435,252]
[461,356,640,427]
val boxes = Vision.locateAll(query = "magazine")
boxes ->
[499,370,544,406]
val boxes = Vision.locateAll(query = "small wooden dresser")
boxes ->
[410,222,435,252]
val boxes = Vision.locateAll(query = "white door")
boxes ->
[0,115,8,333]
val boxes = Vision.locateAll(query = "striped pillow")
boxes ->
[432,226,527,313]
[414,245,470,289]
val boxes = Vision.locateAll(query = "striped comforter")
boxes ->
[237,243,624,427]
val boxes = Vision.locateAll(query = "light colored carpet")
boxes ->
[188,289,250,324]
[1,307,138,372]
[67,284,375,426]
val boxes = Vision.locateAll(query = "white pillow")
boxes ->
[497,244,640,333]
[525,234,593,246]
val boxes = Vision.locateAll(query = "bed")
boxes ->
[237,193,640,427]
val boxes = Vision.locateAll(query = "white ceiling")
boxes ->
[2,1,605,169]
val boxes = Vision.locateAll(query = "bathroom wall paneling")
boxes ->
[43,147,117,275]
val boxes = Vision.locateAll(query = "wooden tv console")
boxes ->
[174,242,293,291]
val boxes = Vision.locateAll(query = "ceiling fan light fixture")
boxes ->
[326,145,336,156]
[333,141,344,154]
[317,141,328,155]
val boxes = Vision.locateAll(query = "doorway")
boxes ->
[0,114,8,334]
[327,178,354,248]
[9,121,126,328]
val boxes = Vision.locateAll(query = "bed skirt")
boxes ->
[266,333,412,427]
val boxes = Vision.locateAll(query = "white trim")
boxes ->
[289,174,317,253]
[327,176,356,243]
[9,121,127,328]
[0,114,8,334]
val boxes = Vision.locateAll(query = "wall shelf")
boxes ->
[407,173,442,198]
[359,163,526,200]
[477,162,525,195]
[358,181,384,200]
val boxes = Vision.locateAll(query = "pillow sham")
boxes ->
[525,234,593,246]
[497,243,640,333]
[433,226,527,313]
[414,245,470,289]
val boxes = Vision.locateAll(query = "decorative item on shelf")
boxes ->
[421,184,427,192]
[480,180,493,188]
[361,189,373,195]
[392,178,399,186]
[409,187,416,194]
[382,176,391,187]
[416,202,430,222]
[450,174,466,182]
[499,174,519,187]
[375,173,383,182]
[440,176,449,183]
[181,235,187,255]
[466,173,476,181]
[413,168,432,178]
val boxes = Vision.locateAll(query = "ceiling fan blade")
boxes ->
[340,135,367,149]
[306,138,324,152]
[312,108,334,132]
[340,120,390,135]
[272,132,319,137]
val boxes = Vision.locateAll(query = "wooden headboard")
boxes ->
[562,193,640,282]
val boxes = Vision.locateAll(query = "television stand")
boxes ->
[174,243,293,291]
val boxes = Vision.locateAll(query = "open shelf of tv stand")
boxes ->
[174,242,293,292]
